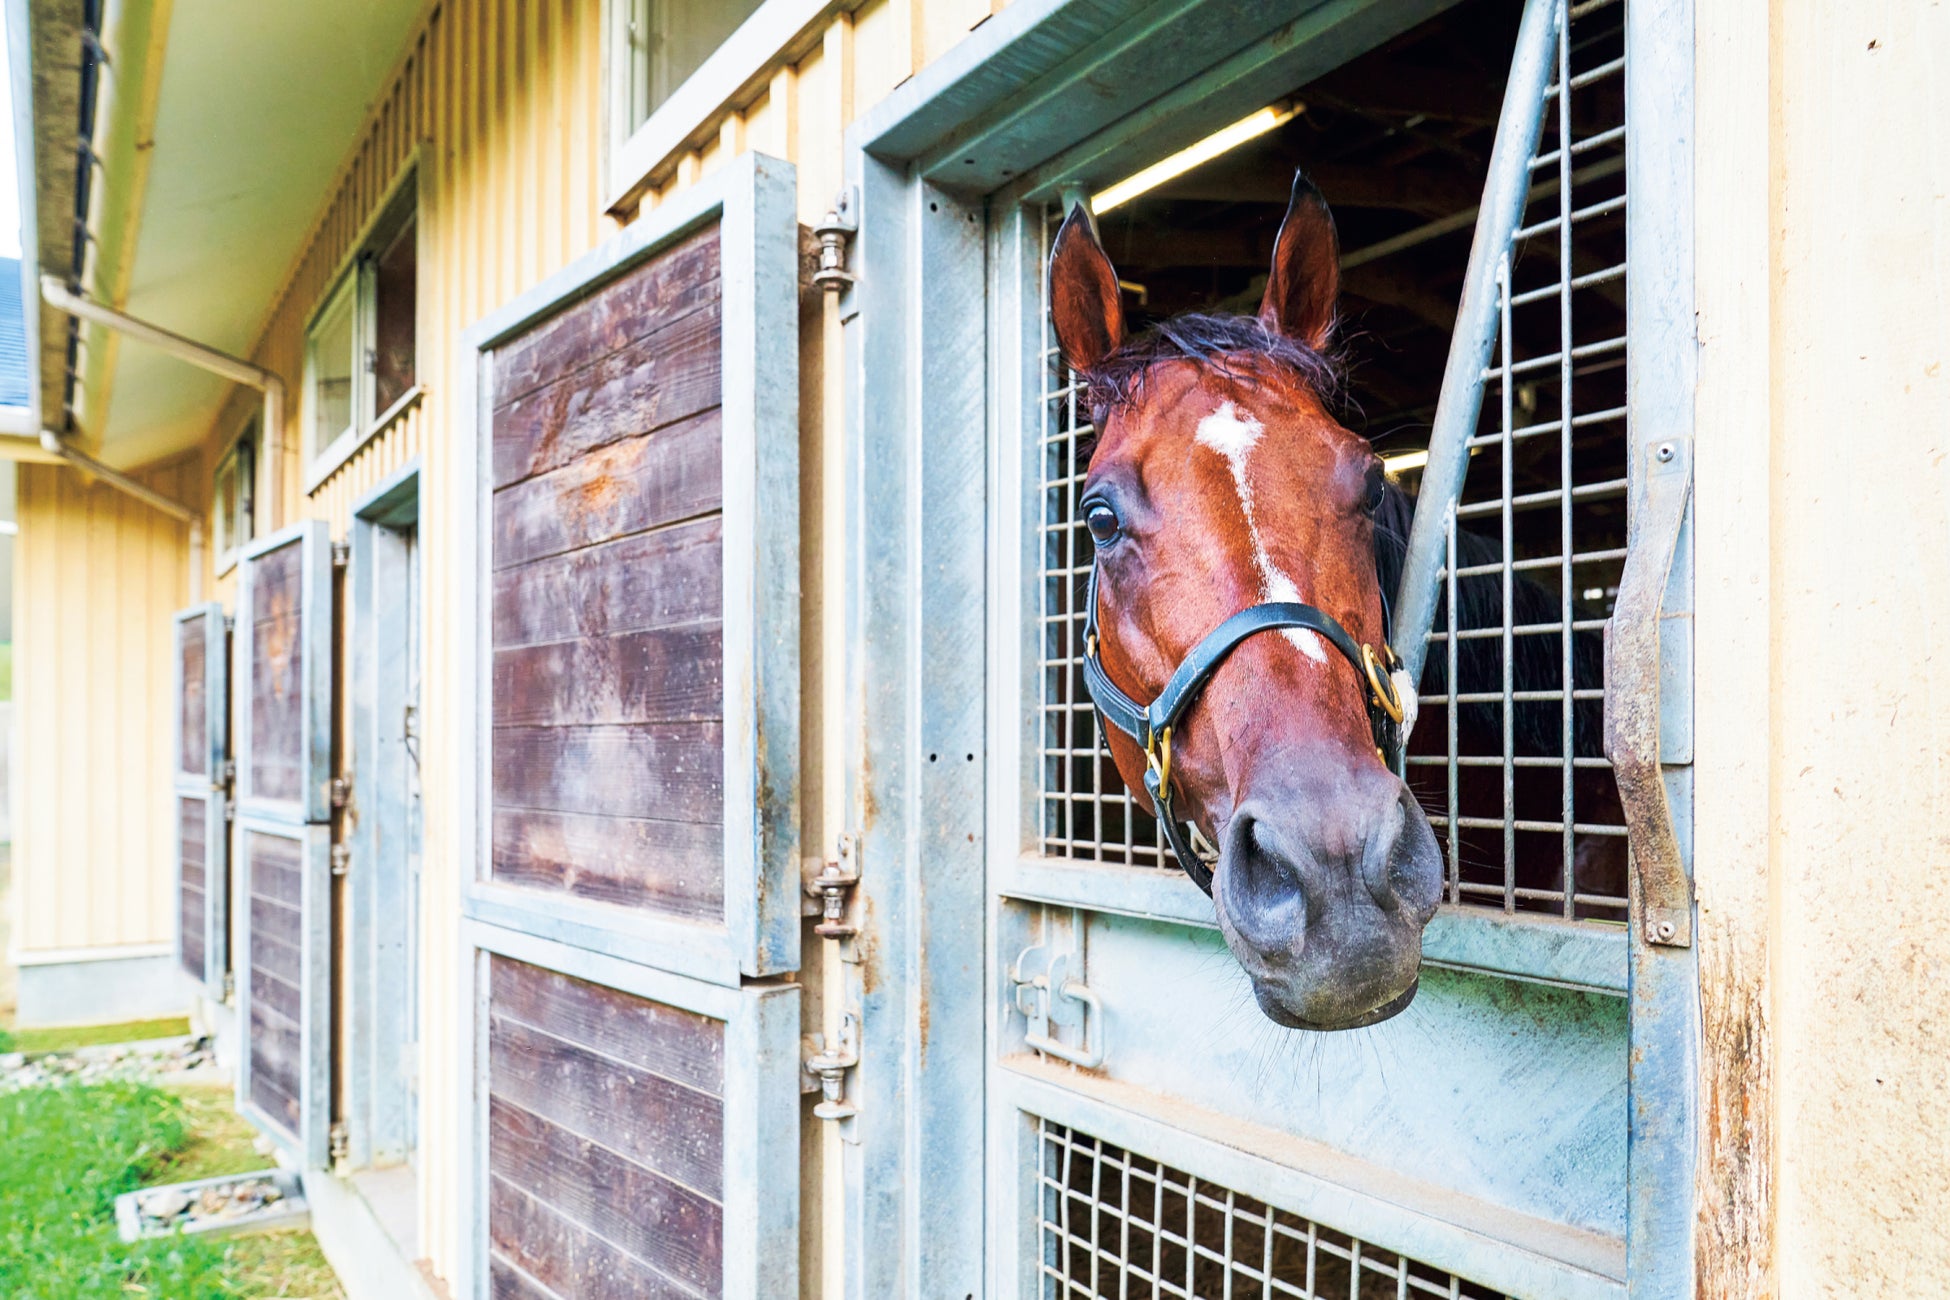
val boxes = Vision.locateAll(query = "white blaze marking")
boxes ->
[1193,400,1328,664]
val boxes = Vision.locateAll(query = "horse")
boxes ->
[1048,173,1444,1031]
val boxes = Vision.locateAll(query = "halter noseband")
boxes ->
[1080,560,1410,896]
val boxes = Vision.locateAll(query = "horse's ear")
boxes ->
[1049,205,1125,373]
[1258,172,1340,350]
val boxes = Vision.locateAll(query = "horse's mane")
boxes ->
[1079,311,1346,420]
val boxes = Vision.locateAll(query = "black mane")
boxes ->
[1080,312,1345,418]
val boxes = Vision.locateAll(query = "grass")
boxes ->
[0,1080,344,1298]
[2,1016,193,1055]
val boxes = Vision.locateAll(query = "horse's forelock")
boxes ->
[1078,311,1346,424]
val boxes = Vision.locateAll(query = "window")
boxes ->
[303,179,418,479]
[213,421,257,572]
[609,0,766,143]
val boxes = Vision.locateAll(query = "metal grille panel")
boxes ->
[1033,0,1632,921]
[1036,1120,1511,1300]
[1411,0,1629,919]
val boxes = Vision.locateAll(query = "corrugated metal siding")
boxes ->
[14,455,196,954]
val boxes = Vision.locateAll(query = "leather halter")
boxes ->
[1080,560,1408,896]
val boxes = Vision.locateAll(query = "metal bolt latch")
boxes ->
[805,1014,860,1122]
[329,843,351,877]
[811,188,858,293]
[330,776,352,809]
[806,834,860,940]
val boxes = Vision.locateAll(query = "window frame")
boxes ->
[301,168,422,494]
[601,0,834,214]
[212,419,257,575]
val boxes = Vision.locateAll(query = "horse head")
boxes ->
[1050,173,1443,1030]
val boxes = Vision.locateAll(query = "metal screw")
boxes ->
[1652,920,1676,942]
[1655,442,1676,464]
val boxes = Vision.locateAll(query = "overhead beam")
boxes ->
[1148,163,1480,217]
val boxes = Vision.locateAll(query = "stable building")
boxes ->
[6,0,1947,1296]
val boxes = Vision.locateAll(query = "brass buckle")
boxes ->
[1144,725,1173,792]
[1361,644,1405,725]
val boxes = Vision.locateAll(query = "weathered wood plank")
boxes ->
[493,623,723,728]
[491,301,722,489]
[250,1067,301,1136]
[249,605,305,804]
[250,894,303,954]
[250,961,302,1024]
[488,1096,723,1298]
[248,838,304,908]
[488,957,723,1095]
[490,1177,703,1300]
[180,857,205,892]
[490,809,725,922]
[492,723,723,823]
[492,517,722,650]
[249,995,303,1102]
[492,410,724,571]
[489,1016,723,1199]
[180,801,207,858]
[179,889,205,977]
[179,619,207,775]
[492,226,721,409]
[488,1255,567,1300]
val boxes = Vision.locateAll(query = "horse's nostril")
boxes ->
[1361,796,1408,911]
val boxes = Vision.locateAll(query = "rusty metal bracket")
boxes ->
[1604,437,1694,948]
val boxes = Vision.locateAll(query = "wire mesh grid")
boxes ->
[1033,0,1634,923]
[1407,0,1631,920]
[1036,262,1171,869]
[1035,1120,1511,1300]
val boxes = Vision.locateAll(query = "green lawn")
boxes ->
[0,1081,342,1299]
[1,1016,192,1055]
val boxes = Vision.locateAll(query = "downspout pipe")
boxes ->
[39,428,205,601]
[40,274,286,532]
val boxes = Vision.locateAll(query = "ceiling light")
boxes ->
[1382,449,1430,474]
[1092,103,1301,214]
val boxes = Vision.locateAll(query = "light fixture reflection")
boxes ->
[1092,103,1301,214]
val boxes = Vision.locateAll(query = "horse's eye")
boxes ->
[1362,463,1388,515]
[1085,502,1121,545]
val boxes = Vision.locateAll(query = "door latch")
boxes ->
[1011,945,1105,1069]
[805,1013,859,1122]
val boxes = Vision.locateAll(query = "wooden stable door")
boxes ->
[453,153,802,1300]
[232,520,337,1168]
[172,603,230,996]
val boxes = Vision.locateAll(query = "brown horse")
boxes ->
[1048,173,1443,1031]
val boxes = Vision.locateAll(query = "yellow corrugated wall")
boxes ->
[12,454,196,958]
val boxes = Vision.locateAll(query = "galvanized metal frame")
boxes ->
[450,151,801,988]
[233,814,334,1169]
[841,0,1702,1296]
[343,459,424,1171]
[171,602,230,996]
[452,919,800,1300]
[233,518,336,825]
[1619,0,1699,1290]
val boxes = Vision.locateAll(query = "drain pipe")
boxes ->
[40,274,286,532]
[39,428,204,600]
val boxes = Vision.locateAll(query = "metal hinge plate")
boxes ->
[330,775,352,809]
[329,1121,349,1165]
[804,1014,860,1122]
[330,843,351,877]
[331,540,351,568]
[803,833,860,939]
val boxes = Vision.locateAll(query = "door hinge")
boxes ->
[1011,945,1106,1069]
[330,843,351,877]
[811,187,858,292]
[222,971,236,1004]
[804,1013,859,1123]
[331,540,351,568]
[804,832,860,939]
[330,775,352,809]
[329,1121,349,1166]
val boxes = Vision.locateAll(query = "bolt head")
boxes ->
[1655,442,1676,463]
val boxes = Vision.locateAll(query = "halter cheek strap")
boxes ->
[1080,561,1408,896]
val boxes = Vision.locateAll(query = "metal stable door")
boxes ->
[449,153,803,1300]
[982,0,1693,1296]
[232,520,337,1169]
[172,602,231,998]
